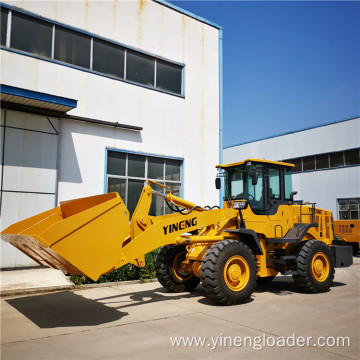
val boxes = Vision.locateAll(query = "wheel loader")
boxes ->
[1,159,353,305]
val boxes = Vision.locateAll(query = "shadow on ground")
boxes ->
[254,276,346,295]
[6,292,127,328]
[6,278,348,328]
[95,286,200,310]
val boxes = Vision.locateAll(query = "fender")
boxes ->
[225,229,263,255]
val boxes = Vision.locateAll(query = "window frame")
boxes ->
[10,10,53,58]
[0,4,185,97]
[337,198,360,220]
[282,148,360,174]
[105,149,183,217]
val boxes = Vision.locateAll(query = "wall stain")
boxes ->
[112,0,118,38]
[181,14,187,62]
[201,24,205,66]
[85,0,90,31]
[138,0,145,16]
[137,0,146,45]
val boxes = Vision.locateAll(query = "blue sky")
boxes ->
[170,1,359,148]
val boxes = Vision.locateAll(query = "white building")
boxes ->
[224,117,360,220]
[0,0,222,268]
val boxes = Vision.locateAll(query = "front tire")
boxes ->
[293,240,335,293]
[200,240,257,305]
[156,245,200,293]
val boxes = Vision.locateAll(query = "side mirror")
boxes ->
[215,177,221,190]
[251,172,258,186]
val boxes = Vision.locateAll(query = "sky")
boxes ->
[170,1,359,148]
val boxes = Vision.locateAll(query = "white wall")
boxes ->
[223,118,360,218]
[1,0,220,207]
[0,110,59,267]
[224,118,360,162]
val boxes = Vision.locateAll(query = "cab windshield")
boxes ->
[223,164,265,214]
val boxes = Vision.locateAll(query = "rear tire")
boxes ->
[156,245,200,293]
[201,240,257,305]
[293,240,335,293]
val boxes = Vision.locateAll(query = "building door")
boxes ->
[0,109,59,268]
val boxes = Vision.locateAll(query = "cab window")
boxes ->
[284,168,293,200]
[268,168,281,199]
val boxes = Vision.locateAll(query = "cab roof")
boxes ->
[216,158,295,169]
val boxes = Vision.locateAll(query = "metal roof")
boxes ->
[0,85,77,113]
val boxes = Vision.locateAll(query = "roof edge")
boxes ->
[0,84,77,108]
[153,0,222,30]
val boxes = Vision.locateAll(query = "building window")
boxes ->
[1,6,184,96]
[302,156,315,171]
[329,151,344,168]
[283,158,302,172]
[282,148,360,173]
[344,149,360,165]
[156,59,183,94]
[316,154,329,169]
[1,8,7,46]
[54,26,91,68]
[126,50,155,87]
[338,198,360,220]
[92,38,125,79]
[106,151,182,218]
[11,11,53,58]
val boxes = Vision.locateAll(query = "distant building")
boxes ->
[224,117,360,219]
[0,0,222,268]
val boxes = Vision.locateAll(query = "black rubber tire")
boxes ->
[256,275,276,285]
[155,245,200,293]
[200,240,257,305]
[293,240,335,293]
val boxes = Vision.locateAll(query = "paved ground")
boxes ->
[1,257,359,360]
[1,268,74,296]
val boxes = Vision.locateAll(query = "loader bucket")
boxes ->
[1,193,130,281]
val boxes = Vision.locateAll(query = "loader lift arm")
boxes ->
[122,181,238,269]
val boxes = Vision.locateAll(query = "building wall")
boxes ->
[0,110,60,267]
[223,118,360,218]
[1,0,221,267]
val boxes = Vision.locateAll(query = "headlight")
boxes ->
[233,200,248,210]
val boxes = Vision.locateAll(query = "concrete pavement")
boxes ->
[1,268,74,297]
[1,257,359,360]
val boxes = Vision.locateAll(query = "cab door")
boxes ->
[266,167,282,215]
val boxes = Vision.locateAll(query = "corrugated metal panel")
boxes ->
[0,85,77,113]
[1,93,74,112]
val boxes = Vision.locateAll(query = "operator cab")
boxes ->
[216,159,296,215]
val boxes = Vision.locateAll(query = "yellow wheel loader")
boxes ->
[1,159,353,305]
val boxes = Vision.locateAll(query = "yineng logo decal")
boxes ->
[163,218,198,235]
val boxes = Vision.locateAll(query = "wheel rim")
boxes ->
[223,255,250,291]
[172,251,192,282]
[311,252,330,282]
